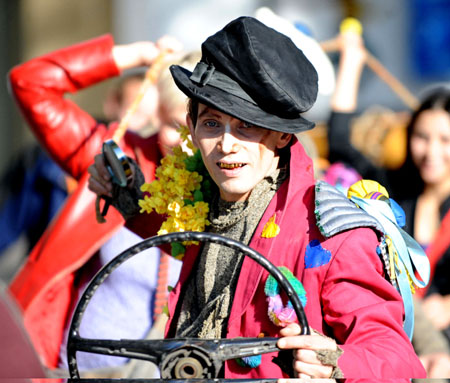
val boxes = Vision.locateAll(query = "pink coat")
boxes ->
[155,141,424,379]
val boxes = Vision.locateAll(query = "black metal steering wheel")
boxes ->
[67,231,309,381]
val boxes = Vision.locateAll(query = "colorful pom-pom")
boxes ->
[264,266,307,327]
[347,179,389,200]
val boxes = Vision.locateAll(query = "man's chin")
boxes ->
[218,184,252,202]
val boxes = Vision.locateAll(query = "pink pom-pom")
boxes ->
[277,307,297,327]
[267,296,284,326]
[267,295,298,327]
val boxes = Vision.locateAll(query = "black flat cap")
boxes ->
[170,16,318,133]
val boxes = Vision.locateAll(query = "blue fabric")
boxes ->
[236,354,262,368]
[389,198,406,228]
[305,239,332,268]
[0,147,68,253]
[349,196,430,339]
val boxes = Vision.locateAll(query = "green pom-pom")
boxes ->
[264,274,280,296]
[264,266,307,307]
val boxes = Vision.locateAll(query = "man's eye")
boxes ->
[204,120,218,128]
[239,122,258,133]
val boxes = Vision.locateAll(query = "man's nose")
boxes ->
[220,131,239,153]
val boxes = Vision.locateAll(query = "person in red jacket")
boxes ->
[88,16,426,380]
[8,32,200,375]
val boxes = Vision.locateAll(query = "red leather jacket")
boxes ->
[8,34,162,368]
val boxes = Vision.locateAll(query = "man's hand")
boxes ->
[277,323,339,381]
[88,153,113,198]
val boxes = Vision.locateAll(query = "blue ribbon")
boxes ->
[349,197,430,339]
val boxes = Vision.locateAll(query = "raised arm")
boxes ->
[8,34,179,180]
[327,30,390,183]
[8,35,119,179]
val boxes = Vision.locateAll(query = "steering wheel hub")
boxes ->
[161,345,216,379]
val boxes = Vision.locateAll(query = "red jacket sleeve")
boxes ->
[8,34,120,180]
[322,227,426,378]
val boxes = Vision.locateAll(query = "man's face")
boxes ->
[188,104,291,202]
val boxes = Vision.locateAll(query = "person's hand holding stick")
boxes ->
[321,18,419,110]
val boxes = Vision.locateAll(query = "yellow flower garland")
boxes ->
[138,125,211,259]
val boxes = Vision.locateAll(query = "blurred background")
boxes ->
[1,2,450,376]
[1,0,449,177]
[0,0,449,279]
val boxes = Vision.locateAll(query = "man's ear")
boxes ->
[276,133,293,149]
[187,113,199,148]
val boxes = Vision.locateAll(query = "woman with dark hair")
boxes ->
[327,26,450,377]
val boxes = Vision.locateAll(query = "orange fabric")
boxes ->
[153,252,169,321]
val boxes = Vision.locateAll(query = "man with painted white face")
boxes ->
[88,16,425,380]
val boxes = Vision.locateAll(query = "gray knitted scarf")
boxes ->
[176,167,287,338]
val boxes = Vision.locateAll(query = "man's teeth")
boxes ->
[219,163,244,169]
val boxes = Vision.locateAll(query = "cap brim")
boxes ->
[170,65,315,134]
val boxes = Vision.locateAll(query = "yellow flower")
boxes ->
[172,217,185,231]
[138,130,211,260]
[178,124,191,143]
[261,213,280,238]
[180,205,195,222]
[188,217,208,232]
[167,200,182,217]
[178,124,197,153]
[195,201,209,216]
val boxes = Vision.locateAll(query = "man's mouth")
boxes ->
[218,162,245,169]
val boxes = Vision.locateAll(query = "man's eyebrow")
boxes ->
[198,106,222,120]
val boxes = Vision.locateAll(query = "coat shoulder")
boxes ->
[314,180,383,238]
